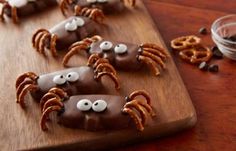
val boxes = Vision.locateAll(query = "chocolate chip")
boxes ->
[211,46,218,52]
[199,27,208,35]
[208,64,219,72]
[213,49,223,59]
[199,62,209,71]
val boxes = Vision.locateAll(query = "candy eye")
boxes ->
[65,19,77,32]
[97,0,107,2]
[77,99,92,111]
[114,44,128,54]
[66,72,79,82]
[92,100,107,112]
[87,0,96,3]
[53,75,66,85]
[74,17,85,27]
[99,41,113,51]
[9,0,27,7]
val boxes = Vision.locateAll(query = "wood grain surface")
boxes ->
[0,1,196,150]
[114,1,236,151]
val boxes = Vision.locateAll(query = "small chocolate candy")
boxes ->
[199,62,209,71]
[211,45,223,59]
[208,64,219,73]
[199,27,208,35]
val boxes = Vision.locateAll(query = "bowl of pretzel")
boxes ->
[211,14,236,60]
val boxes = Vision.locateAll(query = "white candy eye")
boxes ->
[66,72,79,82]
[114,44,128,54]
[9,0,28,7]
[87,0,96,3]
[97,0,107,2]
[77,99,92,111]
[53,75,66,85]
[92,100,107,112]
[99,41,113,51]
[74,17,85,27]
[65,20,77,32]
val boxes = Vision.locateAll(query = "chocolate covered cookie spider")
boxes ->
[63,35,169,76]
[15,56,119,108]
[0,0,57,23]
[40,89,155,131]
[32,7,104,57]
[58,0,135,16]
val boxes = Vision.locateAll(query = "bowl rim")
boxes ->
[211,14,236,45]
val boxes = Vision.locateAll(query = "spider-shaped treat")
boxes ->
[15,56,119,108]
[63,35,169,76]
[32,7,104,57]
[0,0,57,23]
[40,89,155,131]
[58,0,135,16]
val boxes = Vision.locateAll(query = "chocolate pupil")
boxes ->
[94,102,98,106]
[84,102,88,106]
[60,75,63,78]
[68,74,71,77]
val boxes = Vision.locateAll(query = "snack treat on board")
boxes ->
[58,0,136,16]
[40,90,155,132]
[0,0,58,23]
[32,7,105,57]
[15,56,119,108]
[63,35,169,76]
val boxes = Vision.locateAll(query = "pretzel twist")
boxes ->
[171,35,201,50]
[75,7,105,23]
[179,45,212,64]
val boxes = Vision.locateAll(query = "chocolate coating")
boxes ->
[89,40,143,70]
[31,66,105,100]
[58,95,132,131]
[58,0,125,14]
[4,0,57,17]
[48,16,98,50]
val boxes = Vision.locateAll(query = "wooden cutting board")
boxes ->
[0,1,196,150]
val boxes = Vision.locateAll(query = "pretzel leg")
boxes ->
[40,92,61,111]
[42,98,64,113]
[96,72,120,90]
[138,55,160,76]
[127,90,151,105]
[16,79,34,102]
[87,54,101,66]
[124,101,148,125]
[122,108,144,131]
[63,44,89,66]
[141,51,166,69]
[15,72,38,88]
[11,7,19,23]
[40,105,62,131]
[18,84,38,108]
[142,47,167,60]
[32,29,49,48]
[141,43,168,57]
[50,34,58,57]
[95,63,117,75]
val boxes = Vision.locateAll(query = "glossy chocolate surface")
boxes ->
[89,40,143,70]
[48,16,98,50]
[58,95,132,131]
[4,0,57,17]
[31,66,105,100]
[58,0,125,14]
